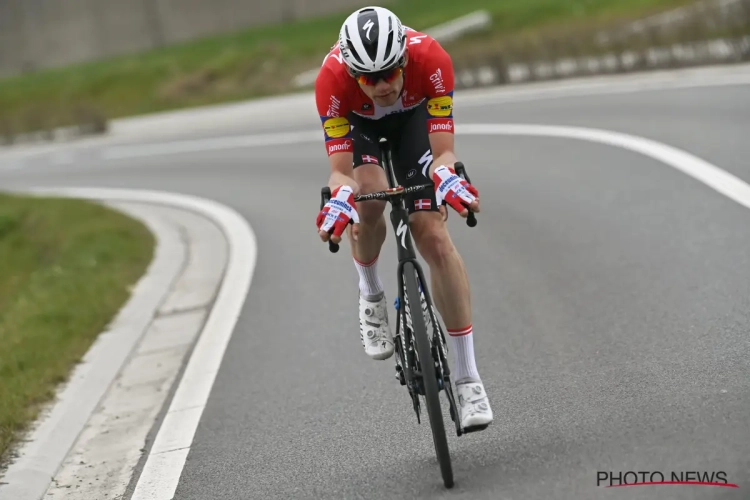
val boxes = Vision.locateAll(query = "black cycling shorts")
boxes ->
[348,101,439,215]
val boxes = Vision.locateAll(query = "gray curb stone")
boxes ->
[0,200,229,500]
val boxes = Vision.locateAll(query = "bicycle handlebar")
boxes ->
[320,162,477,253]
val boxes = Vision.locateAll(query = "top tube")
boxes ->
[354,183,432,202]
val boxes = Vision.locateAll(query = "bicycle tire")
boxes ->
[403,261,454,488]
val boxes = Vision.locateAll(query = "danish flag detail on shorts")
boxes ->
[414,199,431,210]
[362,155,378,164]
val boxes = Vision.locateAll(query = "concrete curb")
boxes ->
[0,191,232,500]
[453,35,750,90]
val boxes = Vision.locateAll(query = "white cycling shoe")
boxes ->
[455,378,494,432]
[359,292,394,360]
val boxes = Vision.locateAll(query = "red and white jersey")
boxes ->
[315,28,455,157]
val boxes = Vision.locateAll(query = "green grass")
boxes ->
[0,0,715,134]
[0,194,155,468]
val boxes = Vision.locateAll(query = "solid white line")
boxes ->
[19,187,258,500]
[16,121,750,498]
[456,124,750,211]
[123,122,749,497]
[455,69,750,107]
[0,196,184,500]
[89,67,750,163]
[94,122,750,215]
[102,130,321,160]
[2,64,749,165]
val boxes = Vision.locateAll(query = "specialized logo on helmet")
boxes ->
[362,19,375,40]
[340,6,405,73]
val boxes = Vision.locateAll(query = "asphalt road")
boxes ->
[1,79,749,499]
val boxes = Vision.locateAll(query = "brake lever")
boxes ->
[320,186,340,253]
[453,162,477,227]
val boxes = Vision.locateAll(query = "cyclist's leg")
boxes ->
[348,113,393,360]
[394,103,493,430]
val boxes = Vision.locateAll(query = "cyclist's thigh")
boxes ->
[348,112,388,193]
[394,103,439,215]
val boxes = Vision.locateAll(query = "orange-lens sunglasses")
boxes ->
[349,66,403,86]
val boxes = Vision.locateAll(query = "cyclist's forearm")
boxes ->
[429,151,458,178]
[328,171,360,194]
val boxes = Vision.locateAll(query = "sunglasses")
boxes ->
[349,66,403,86]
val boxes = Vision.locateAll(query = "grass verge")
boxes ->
[0,193,155,469]
[0,0,736,135]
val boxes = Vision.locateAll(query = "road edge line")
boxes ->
[0,190,186,500]
[13,187,257,500]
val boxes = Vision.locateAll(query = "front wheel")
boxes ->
[403,261,454,488]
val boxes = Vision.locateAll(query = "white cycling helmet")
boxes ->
[338,6,407,74]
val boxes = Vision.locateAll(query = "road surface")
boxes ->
[1,74,748,500]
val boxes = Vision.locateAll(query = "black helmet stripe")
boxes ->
[358,9,380,61]
[343,25,366,68]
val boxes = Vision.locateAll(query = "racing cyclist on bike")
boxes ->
[314,6,493,432]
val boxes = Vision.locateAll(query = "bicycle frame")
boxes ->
[319,136,476,431]
[318,136,481,486]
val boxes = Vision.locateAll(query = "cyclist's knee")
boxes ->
[354,163,388,224]
[410,211,453,265]
[358,202,386,225]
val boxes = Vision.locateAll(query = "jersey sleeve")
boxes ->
[314,65,353,157]
[422,40,455,135]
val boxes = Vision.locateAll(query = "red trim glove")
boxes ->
[316,185,360,238]
[433,165,478,214]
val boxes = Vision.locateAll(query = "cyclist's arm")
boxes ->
[315,67,359,194]
[423,40,458,178]
[328,153,359,194]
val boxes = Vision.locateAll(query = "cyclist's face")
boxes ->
[355,52,408,107]
[358,70,404,106]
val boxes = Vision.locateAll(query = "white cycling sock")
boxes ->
[354,256,384,299]
[447,324,480,383]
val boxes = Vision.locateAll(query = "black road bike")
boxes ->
[319,137,482,489]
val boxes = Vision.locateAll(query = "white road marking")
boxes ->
[0,195,185,500]
[2,63,748,166]
[456,68,750,107]
[15,187,258,500]
[458,124,750,211]
[80,68,750,163]
[87,122,750,216]
[101,130,321,160]
[116,122,747,497]
[3,69,749,498]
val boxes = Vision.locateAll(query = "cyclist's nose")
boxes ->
[374,79,392,92]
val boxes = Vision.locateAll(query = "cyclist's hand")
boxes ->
[433,165,480,218]
[316,185,360,244]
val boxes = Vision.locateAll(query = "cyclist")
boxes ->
[314,6,493,432]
